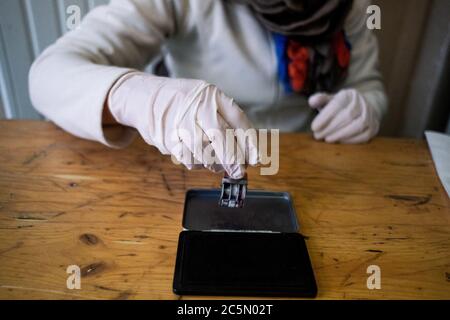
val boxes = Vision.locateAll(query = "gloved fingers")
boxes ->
[176,124,209,171]
[201,114,246,179]
[340,128,373,144]
[339,110,380,144]
[178,87,242,177]
[169,137,204,171]
[215,89,253,131]
[199,130,227,174]
[313,98,361,141]
[207,163,226,173]
[325,100,369,143]
[216,94,259,166]
[311,91,351,132]
[243,116,260,166]
[188,163,207,170]
[217,97,259,166]
[324,115,368,143]
[169,140,186,166]
[324,94,381,144]
[180,120,243,178]
[233,125,259,167]
[308,92,333,111]
[193,85,258,167]
[194,89,246,178]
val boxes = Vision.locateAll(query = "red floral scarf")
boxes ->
[231,0,354,95]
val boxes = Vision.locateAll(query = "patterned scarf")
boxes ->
[231,0,354,95]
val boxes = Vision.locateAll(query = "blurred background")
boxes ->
[0,0,449,137]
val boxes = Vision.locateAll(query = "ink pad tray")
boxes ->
[172,189,318,297]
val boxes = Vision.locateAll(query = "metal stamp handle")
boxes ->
[219,173,247,208]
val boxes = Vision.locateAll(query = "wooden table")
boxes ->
[0,120,449,300]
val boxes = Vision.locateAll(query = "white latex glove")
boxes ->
[308,89,381,144]
[108,72,259,179]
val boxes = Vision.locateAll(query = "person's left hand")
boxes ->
[308,89,381,144]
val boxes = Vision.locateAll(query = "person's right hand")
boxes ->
[108,72,259,179]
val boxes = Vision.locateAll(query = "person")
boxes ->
[29,0,387,179]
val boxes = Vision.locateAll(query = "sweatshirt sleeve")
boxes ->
[29,0,177,147]
[341,0,388,120]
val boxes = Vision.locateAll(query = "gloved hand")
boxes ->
[107,72,259,179]
[308,89,381,144]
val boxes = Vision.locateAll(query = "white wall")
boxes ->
[0,0,108,119]
[0,92,4,119]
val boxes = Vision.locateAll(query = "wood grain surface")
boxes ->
[0,120,449,300]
